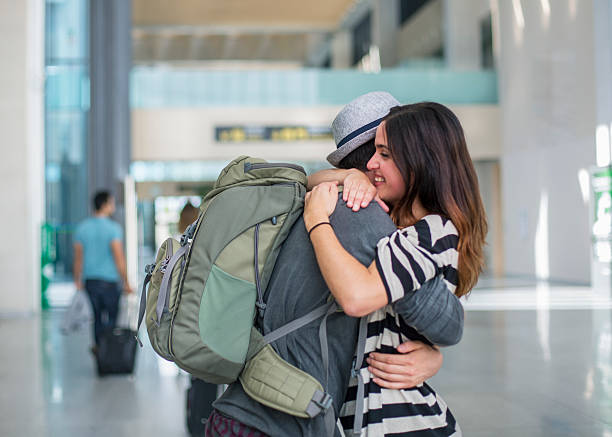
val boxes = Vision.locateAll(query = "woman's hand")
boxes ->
[304,182,339,231]
[366,341,442,389]
[343,170,389,213]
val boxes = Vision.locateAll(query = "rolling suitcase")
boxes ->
[186,377,219,436]
[96,327,138,376]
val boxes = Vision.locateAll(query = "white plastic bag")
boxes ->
[61,290,92,334]
[116,292,139,331]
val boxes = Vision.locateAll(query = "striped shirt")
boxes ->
[340,215,461,436]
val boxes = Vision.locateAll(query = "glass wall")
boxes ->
[44,0,90,281]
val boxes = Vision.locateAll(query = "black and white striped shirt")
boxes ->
[340,215,462,436]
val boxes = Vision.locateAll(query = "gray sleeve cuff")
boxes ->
[392,275,464,346]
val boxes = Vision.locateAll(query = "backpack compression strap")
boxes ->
[135,264,154,347]
[156,244,189,323]
[154,222,196,324]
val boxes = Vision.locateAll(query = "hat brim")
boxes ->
[326,127,377,167]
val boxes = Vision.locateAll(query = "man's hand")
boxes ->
[123,283,134,294]
[366,341,443,389]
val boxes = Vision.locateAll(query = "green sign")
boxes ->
[592,169,612,239]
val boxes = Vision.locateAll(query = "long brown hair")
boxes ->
[383,102,487,297]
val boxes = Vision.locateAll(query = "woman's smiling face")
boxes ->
[366,121,406,205]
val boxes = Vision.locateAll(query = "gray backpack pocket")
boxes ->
[137,237,188,361]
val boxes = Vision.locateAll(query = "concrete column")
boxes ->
[0,0,45,314]
[443,0,490,69]
[497,0,596,283]
[593,0,612,129]
[331,30,352,69]
[371,0,399,68]
[89,0,132,215]
[591,0,612,290]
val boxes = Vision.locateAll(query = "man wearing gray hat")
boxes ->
[328,91,401,167]
[208,92,463,437]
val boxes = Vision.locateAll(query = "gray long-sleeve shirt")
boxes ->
[213,198,463,436]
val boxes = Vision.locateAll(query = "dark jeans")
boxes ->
[205,410,269,437]
[85,279,121,345]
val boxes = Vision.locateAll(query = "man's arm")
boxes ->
[366,278,464,389]
[393,275,464,347]
[73,242,83,290]
[307,168,353,189]
[309,169,388,212]
[110,240,132,293]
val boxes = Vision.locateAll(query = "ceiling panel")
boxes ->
[133,0,357,29]
[131,0,360,65]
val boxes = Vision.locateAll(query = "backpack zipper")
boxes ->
[254,223,266,320]
[244,162,306,175]
[168,205,209,359]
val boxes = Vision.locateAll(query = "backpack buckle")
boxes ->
[144,264,155,275]
[159,257,170,274]
[180,234,191,246]
[181,221,197,246]
[313,393,333,410]
[255,301,267,319]
[350,357,359,378]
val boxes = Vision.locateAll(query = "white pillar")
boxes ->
[593,0,612,131]
[0,0,45,314]
[372,0,399,68]
[331,30,352,69]
[443,0,491,69]
[591,0,612,290]
[497,0,596,283]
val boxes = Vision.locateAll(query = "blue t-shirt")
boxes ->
[74,217,123,282]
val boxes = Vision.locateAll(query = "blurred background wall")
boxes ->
[2,0,612,313]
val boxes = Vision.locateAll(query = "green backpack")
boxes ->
[136,156,337,422]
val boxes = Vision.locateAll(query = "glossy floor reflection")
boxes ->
[432,305,612,436]
[1,287,612,436]
[0,310,189,437]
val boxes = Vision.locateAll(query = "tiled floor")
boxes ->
[2,285,612,436]
[431,307,612,436]
[0,310,190,436]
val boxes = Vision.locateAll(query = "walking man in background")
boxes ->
[73,191,132,350]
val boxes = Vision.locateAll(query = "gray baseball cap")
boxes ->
[327,91,400,167]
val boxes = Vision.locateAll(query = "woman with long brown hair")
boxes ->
[304,102,487,436]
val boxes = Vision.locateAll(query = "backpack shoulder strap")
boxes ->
[350,316,369,436]
[262,301,335,344]
[240,301,338,420]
